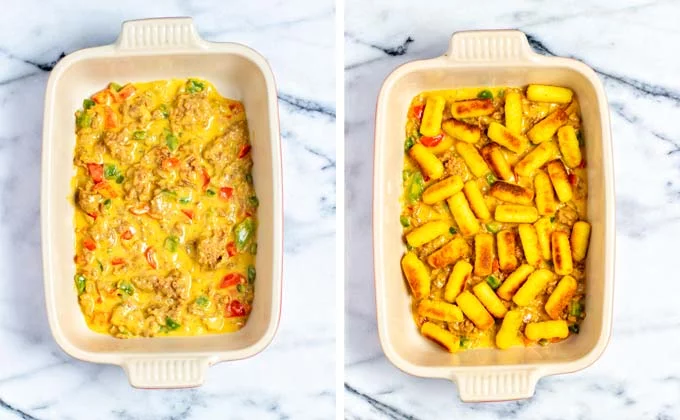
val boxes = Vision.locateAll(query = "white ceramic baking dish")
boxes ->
[373,30,615,402]
[41,18,282,388]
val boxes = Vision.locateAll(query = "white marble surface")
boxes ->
[0,1,335,419]
[345,0,680,418]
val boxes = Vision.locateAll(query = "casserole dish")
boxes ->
[373,30,614,402]
[41,18,282,388]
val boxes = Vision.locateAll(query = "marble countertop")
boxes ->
[345,0,680,418]
[0,1,335,419]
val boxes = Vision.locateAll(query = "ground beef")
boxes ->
[121,94,153,124]
[103,129,136,163]
[196,231,228,269]
[124,165,155,201]
[77,186,102,215]
[170,92,212,132]
[203,120,249,168]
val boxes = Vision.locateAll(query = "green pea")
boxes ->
[248,196,259,208]
[196,296,209,307]
[400,215,410,227]
[133,130,147,140]
[485,222,502,234]
[236,284,244,293]
[116,175,125,184]
[247,265,256,284]
[486,275,501,290]
[449,227,457,234]
[569,324,580,334]
[485,172,497,185]
[179,197,191,204]
[477,89,493,99]
[165,317,181,331]
[206,189,216,197]
[103,199,112,210]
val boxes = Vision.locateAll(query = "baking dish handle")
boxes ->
[444,30,536,63]
[115,17,204,50]
[453,369,540,402]
[123,357,211,389]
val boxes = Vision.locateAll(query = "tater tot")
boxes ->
[528,109,568,144]
[456,291,495,330]
[401,252,431,300]
[444,260,473,302]
[513,269,554,306]
[545,275,578,319]
[526,85,573,104]
[409,144,445,181]
[420,96,446,137]
[441,119,480,143]
[518,224,541,266]
[422,175,464,204]
[494,205,539,223]
[406,220,450,247]
[534,171,557,215]
[496,230,518,272]
[455,141,490,177]
[496,310,525,349]
[473,282,507,318]
[497,264,535,301]
[463,180,491,221]
[474,233,495,276]
[524,320,569,341]
[534,217,553,260]
[481,143,514,181]
[546,160,573,202]
[552,231,573,275]
[447,192,480,237]
[487,121,529,154]
[421,322,459,352]
[451,99,495,119]
[489,181,535,205]
[504,91,523,135]
[425,134,454,155]
[557,125,582,168]
[418,299,464,323]
[427,235,470,268]
[514,140,559,177]
[571,221,591,262]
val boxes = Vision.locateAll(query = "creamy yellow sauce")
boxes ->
[401,86,588,352]
[72,79,257,338]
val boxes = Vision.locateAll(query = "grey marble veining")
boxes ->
[0,1,335,419]
[345,0,680,418]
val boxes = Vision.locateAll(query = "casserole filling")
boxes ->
[400,85,589,351]
[72,79,257,338]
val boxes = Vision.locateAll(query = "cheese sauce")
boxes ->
[72,79,258,338]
